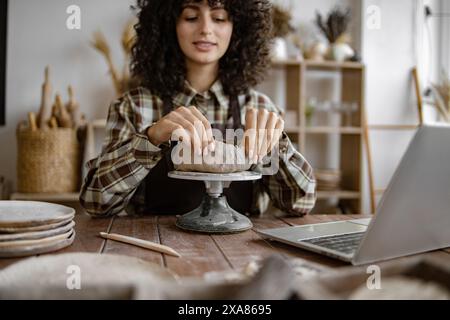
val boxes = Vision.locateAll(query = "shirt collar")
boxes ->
[171,79,229,111]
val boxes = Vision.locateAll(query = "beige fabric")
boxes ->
[2,253,448,300]
[294,255,450,300]
[0,253,297,300]
[0,253,177,299]
[349,276,450,300]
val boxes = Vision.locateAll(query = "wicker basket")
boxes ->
[17,128,81,193]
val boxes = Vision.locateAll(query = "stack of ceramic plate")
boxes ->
[0,201,76,258]
[315,169,342,191]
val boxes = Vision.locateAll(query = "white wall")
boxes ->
[440,0,450,72]
[361,0,433,211]
[1,0,135,191]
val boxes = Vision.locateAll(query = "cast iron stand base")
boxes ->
[168,171,262,234]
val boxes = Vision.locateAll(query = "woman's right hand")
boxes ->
[147,106,215,156]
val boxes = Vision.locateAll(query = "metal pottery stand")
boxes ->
[168,171,262,234]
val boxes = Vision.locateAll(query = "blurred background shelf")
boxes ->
[267,59,366,214]
[271,59,364,70]
[91,118,107,129]
[316,190,360,200]
[286,126,362,134]
[10,192,79,202]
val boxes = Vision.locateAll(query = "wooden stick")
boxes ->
[55,93,73,128]
[28,112,38,132]
[99,232,181,258]
[412,68,424,125]
[67,85,81,128]
[38,66,53,129]
[362,108,376,214]
[49,116,58,129]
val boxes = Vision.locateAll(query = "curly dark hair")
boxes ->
[131,0,273,100]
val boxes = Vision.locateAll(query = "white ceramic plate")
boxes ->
[0,230,75,258]
[0,217,73,234]
[0,201,75,228]
[0,229,73,249]
[0,221,75,242]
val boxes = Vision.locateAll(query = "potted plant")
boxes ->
[315,7,354,62]
[271,4,295,60]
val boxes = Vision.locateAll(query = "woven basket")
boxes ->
[17,128,81,193]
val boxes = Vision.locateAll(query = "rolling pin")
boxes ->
[49,116,58,129]
[55,93,73,128]
[37,66,53,129]
[28,112,38,131]
[67,85,81,128]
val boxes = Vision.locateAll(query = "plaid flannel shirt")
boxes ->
[79,80,316,217]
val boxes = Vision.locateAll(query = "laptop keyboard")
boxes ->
[301,232,365,255]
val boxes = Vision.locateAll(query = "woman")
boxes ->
[80,0,316,217]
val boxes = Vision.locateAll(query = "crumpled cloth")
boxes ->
[2,251,448,299]
[0,253,300,300]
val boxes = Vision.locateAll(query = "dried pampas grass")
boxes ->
[91,20,138,97]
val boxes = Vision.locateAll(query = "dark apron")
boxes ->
[142,96,254,216]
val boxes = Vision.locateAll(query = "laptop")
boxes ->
[256,125,450,265]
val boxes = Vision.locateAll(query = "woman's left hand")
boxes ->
[244,107,285,163]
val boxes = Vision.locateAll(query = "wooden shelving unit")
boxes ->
[270,59,366,214]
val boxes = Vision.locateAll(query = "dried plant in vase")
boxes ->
[91,20,139,97]
[315,6,354,62]
[272,4,294,39]
[271,4,295,60]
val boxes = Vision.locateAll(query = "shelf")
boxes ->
[316,190,360,200]
[271,59,364,70]
[304,60,364,70]
[10,193,80,202]
[368,124,418,131]
[304,127,362,134]
[286,127,362,134]
[91,118,107,129]
[271,58,303,66]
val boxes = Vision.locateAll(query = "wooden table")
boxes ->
[1,204,449,278]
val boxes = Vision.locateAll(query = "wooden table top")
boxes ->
[1,204,449,278]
